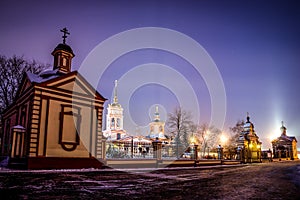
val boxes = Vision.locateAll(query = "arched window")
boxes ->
[111,118,115,130]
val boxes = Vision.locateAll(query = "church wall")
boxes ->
[30,81,105,162]
[25,86,105,169]
[292,140,298,159]
[41,98,89,158]
[1,110,17,156]
[1,90,33,157]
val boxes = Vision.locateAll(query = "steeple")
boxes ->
[103,80,125,139]
[154,105,160,122]
[246,112,250,123]
[149,105,166,139]
[113,80,118,104]
[280,121,287,136]
[51,27,75,74]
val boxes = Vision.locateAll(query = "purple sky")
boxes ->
[1,0,300,149]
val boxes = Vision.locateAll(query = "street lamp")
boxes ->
[220,134,228,146]
[207,147,210,157]
[131,136,134,158]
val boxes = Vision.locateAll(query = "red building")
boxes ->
[0,29,107,169]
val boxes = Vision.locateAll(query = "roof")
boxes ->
[27,69,62,83]
[15,69,106,101]
[272,135,297,143]
[52,43,75,56]
[12,125,25,129]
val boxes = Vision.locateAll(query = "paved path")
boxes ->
[0,161,300,199]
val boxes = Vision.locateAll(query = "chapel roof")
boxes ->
[52,43,75,57]
[27,69,62,83]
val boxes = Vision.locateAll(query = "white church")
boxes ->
[103,80,127,140]
[103,80,169,158]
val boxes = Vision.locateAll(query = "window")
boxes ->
[20,105,27,127]
[117,118,120,128]
[62,57,67,66]
[117,133,121,140]
[59,105,81,151]
[4,119,11,155]
[111,118,115,130]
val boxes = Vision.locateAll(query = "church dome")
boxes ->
[52,43,75,56]
[280,121,287,136]
[243,113,254,131]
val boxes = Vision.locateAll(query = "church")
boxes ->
[237,113,262,163]
[103,80,127,141]
[148,106,167,140]
[0,28,106,169]
[271,122,298,160]
[103,82,169,158]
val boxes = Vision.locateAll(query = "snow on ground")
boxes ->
[0,160,299,199]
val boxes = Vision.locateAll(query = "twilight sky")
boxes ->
[1,0,300,149]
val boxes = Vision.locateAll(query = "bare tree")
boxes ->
[0,55,49,114]
[166,107,194,158]
[194,123,221,158]
[225,119,245,159]
[228,120,244,146]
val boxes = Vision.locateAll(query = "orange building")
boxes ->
[0,29,106,169]
[272,122,298,160]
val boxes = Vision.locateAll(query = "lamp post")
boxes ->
[236,146,241,160]
[152,137,162,160]
[220,134,228,159]
[207,147,210,158]
[131,136,134,158]
[217,145,223,160]
[176,131,180,159]
[190,135,198,160]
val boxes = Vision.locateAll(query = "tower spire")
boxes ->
[154,105,160,121]
[280,120,287,136]
[246,112,250,122]
[113,80,118,104]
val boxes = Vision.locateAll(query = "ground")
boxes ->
[0,161,300,199]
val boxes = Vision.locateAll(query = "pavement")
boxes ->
[0,160,300,199]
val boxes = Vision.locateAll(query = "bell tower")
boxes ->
[51,27,75,73]
[149,105,166,140]
[103,80,126,140]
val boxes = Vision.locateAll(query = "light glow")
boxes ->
[220,134,228,145]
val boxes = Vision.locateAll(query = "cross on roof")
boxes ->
[60,27,70,44]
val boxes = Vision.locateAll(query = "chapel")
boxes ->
[0,28,107,169]
[237,113,262,163]
[271,122,298,160]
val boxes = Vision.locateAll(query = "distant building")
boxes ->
[103,80,127,140]
[148,106,166,140]
[103,81,153,158]
[237,113,262,163]
[0,29,106,169]
[271,122,298,160]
